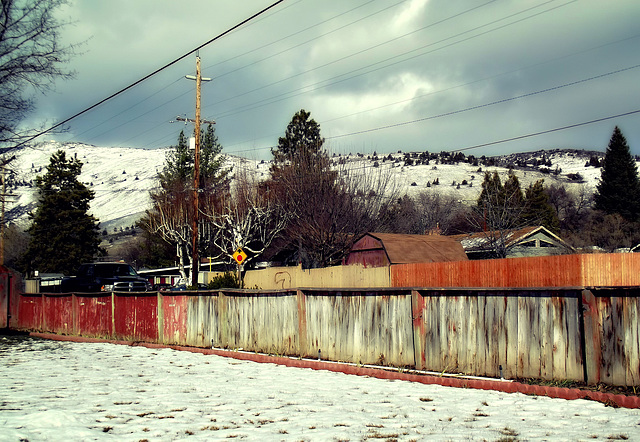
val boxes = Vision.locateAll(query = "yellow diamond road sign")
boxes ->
[233,248,247,265]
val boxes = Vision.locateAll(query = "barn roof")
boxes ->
[349,232,468,265]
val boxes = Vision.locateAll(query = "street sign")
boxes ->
[233,248,247,265]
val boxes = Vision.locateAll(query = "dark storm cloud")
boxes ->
[25,0,640,158]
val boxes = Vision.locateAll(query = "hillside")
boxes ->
[5,142,615,233]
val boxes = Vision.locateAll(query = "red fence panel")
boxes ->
[113,293,158,342]
[16,294,43,330]
[76,294,113,338]
[42,294,73,335]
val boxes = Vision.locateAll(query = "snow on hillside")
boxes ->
[6,142,622,232]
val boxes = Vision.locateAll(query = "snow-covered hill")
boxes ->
[5,142,618,232]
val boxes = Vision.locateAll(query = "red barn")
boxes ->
[344,232,468,268]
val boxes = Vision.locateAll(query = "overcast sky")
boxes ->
[25,0,640,159]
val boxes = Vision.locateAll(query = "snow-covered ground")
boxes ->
[1,335,639,441]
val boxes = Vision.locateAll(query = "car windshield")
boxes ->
[94,264,137,277]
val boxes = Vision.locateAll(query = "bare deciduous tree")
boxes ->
[272,152,397,267]
[0,0,78,151]
[202,171,288,269]
[143,180,193,283]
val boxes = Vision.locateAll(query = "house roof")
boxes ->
[448,226,569,251]
[350,232,468,264]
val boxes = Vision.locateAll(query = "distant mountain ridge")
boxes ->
[5,141,619,232]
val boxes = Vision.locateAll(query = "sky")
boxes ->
[3,335,640,440]
[23,0,640,160]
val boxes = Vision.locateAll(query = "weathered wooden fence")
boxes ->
[9,286,640,387]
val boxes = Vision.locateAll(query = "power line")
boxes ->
[211,0,570,119]
[325,63,640,141]
[204,0,395,75]
[220,62,639,157]
[80,0,409,148]
[221,32,640,153]
[9,0,287,152]
[55,0,572,152]
[455,109,640,153]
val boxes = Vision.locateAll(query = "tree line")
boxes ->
[14,104,640,280]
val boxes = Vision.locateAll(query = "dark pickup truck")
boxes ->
[60,262,151,293]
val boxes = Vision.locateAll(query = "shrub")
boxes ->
[208,272,241,289]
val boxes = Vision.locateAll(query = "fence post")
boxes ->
[157,291,164,345]
[581,289,600,384]
[217,290,227,349]
[411,289,425,370]
[297,289,308,358]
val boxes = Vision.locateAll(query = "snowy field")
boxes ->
[1,335,640,441]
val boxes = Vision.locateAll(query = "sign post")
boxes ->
[232,248,247,288]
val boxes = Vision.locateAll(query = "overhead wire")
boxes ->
[9,0,287,151]
[221,31,640,154]
[77,0,409,149]
[220,60,640,157]
[325,64,640,141]
[59,0,397,149]
[203,0,393,74]
[210,0,570,119]
[51,0,572,153]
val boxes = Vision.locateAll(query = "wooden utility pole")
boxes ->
[184,54,212,287]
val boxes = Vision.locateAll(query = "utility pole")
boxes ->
[184,53,212,287]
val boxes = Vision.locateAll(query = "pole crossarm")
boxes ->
[174,116,216,125]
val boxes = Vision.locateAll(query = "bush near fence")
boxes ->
[9,286,640,387]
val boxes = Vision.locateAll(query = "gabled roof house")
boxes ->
[448,226,574,259]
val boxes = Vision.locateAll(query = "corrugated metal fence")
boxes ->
[9,286,640,387]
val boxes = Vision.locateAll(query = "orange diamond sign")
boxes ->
[233,248,247,265]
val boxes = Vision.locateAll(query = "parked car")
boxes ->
[168,282,208,291]
[60,262,152,292]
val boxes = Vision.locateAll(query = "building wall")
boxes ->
[242,264,390,290]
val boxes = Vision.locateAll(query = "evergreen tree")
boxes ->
[161,130,191,182]
[141,126,229,282]
[477,171,503,209]
[522,180,560,233]
[22,150,102,275]
[271,109,324,165]
[160,125,227,186]
[475,170,527,257]
[594,126,640,221]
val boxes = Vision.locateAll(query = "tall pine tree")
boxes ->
[522,179,560,233]
[22,150,102,275]
[594,126,640,222]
